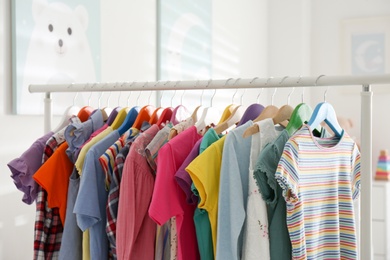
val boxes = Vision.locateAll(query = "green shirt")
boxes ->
[253,129,292,260]
[191,128,222,260]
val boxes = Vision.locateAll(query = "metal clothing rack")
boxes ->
[30,74,390,259]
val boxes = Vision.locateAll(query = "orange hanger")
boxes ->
[149,107,164,124]
[77,106,94,122]
[132,105,155,130]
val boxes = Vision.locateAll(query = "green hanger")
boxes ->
[285,103,313,136]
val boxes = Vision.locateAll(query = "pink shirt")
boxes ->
[149,126,201,260]
[117,125,160,260]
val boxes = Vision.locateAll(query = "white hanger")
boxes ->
[195,79,221,133]
[52,84,80,133]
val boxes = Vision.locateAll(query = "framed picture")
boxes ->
[342,16,390,76]
[157,0,212,81]
[12,0,101,114]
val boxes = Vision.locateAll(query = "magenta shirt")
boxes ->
[149,126,202,260]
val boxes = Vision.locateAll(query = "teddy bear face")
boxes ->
[32,2,88,58]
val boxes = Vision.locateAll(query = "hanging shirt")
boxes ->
[275,125,361,260]
[105,129,139,259]
[186,131,226,260]
[242,119,281,260]
[34,131,67,260]
[144,123,173,260]
[8,131,53,205]
[117,125,159,260]
[215,120,253,260]
[33,143,74,225]
[74,129,120,260]
[149,126,202,260]
[59,113,103,260]
[145,123,173,174]
[65,110,104,162]
[253,129,291,260]
[59,169,82,260]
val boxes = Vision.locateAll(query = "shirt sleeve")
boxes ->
[74,150,101,231]
[149,144,181,225]
[275,139,300,204]
[351,144,361,200]
[254,143,280,205]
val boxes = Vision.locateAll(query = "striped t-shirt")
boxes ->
[276,125,361,260]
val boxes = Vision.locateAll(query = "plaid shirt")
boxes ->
[34,136,64,260]
[105,129,140,259]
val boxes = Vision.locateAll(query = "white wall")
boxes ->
[0,1,267,259]
[309,0,390,169]
[1,0,389,259]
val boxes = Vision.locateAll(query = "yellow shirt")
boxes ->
[185,136,226,255]
[75,127,113,175]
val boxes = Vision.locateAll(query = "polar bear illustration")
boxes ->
[19,0,96,114]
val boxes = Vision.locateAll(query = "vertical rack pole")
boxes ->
[44,92,52,133]
[360,84,373,260]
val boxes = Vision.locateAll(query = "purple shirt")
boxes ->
[175,138,202,205]
[8,131,54,204]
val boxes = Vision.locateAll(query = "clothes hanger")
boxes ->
[237,77,265,126]
[156,81,174,127]
[214,78,236,125]
[214,78,246,135]
[190,80,205,123]
[52,87,81,132]
[170,81,190,125]
[132,82,155,130]
[307,75,343,137]
[242,77,280,138]
[285,76,313,135]
[97,92,109,122]
[105,83,121,126]
[77,83,95,122]
[271,77,294,127]
[194,79,222,133]
[111,82,136,131]
[149,81,164,124]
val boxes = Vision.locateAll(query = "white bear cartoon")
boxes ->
[19,0,96,114]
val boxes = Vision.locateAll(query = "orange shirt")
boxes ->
[33,143,74,225]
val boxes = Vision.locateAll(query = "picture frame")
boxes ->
[341,16,390,76]
[11,0,101,114]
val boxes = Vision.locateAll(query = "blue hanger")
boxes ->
[117,106,140,136]
[307,102,342,137]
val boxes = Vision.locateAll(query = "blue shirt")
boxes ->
[74,130,121,260]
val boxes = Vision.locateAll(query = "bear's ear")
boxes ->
[75,5,89,31]
[32,0,47,22]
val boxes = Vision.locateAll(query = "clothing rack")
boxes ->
[29,74,390,260]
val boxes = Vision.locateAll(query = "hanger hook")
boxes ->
[208,79,219,107]
[279,76,289,85]
[256,89,263,104]
[265,76,273,85]
[250,76,259,84]
[315,74,327,102]
[171,81,180,107]
[287,87,295,105]
[181,90,186,105]
[98,92,104,108]
[87,83,95,107]
[232,78,241,103]
[127,81,135,107]
[296,76,304,103]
